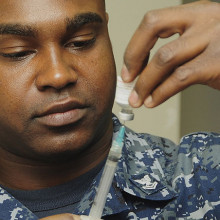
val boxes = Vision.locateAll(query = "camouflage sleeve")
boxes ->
[170,132,220,219]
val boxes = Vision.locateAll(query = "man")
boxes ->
[0,0,115,219]
[0,0,219,220]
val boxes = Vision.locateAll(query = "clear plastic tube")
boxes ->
[89,126,125,219]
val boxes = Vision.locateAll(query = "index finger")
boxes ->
[39,214,79,220]
[121,3,196,82]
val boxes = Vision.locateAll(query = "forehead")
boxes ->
[0,0,105,24]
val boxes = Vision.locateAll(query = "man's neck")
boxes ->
[0,124,113,190]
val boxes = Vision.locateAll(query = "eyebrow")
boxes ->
[0,24,37,37]
[0,12,103,38]
[66,12,103,32]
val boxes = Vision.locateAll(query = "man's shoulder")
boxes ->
[123,126,178,163]
[177,131,220,174]
[178,131,220,162]
[0,187,38,220]
[122,129,220,218]
[180,131,220,146]
[125,126,220,159]
[122,127,220,180]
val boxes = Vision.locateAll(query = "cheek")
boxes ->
[0,68,30,131]
[80,46,116,112]
[0,77,18,113]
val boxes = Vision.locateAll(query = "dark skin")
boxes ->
[1,0,220,220]
[122,0,220,108]
[0,0,116,191]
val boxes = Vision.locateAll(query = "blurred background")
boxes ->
[106,0,220,143]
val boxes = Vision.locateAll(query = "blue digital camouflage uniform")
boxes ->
[0,115,220,219]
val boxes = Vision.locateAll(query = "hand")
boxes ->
[39,214,101,220]
[121,0,220,108]
[39,214,80,220]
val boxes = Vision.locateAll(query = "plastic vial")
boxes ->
[115,76,135,122]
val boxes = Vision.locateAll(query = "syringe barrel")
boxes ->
[89,159,118,219]
[107,142,123,162]
[89,126,125,219]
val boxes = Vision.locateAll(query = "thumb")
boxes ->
[39,213,80,220]
[39,214,102,220]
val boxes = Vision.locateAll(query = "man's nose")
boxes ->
[35,48,78,91]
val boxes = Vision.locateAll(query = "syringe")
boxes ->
[88,126,125,220]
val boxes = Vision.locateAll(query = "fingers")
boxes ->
[39,213,79,220]
[128,28,209,107]
[121,5,191,83]
[121,1,220,108]
[122,1,213,83]
[143,42,220,108]
[39,214,102,220]
[143,60,200,108]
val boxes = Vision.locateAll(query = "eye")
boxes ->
[65,36,96,50]
[0,50,35,61]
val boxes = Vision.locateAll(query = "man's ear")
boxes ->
[105,12,109,23]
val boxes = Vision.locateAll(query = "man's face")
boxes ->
[0,0,116,160]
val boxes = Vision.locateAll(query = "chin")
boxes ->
[42,150,80,163]
[25,135,90,163]
[29,146,84,163]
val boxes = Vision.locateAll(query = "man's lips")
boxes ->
[35,100,87,127]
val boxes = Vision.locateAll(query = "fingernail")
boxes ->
[80,216,102,220]
[144,95,153,108]
[121,64,130,82]
[129,90,140,107]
